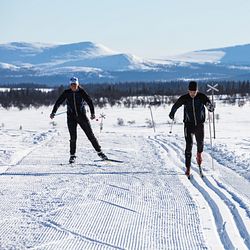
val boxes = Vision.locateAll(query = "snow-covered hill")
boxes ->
[0,42,149,71]
[0,41,250,85]
[165,44,250,65]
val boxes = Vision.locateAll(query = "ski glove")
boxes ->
[206,102,215,112]
[169,113,174,120]
[50,113,55,119]
[90,114,95,120]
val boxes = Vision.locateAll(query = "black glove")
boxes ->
[206,103,215,112]
[169,113,174,120]
[50,113,55,119]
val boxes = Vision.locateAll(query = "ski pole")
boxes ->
[211,93,216,139]
[208,112,215,170]
[169,119,174,134]
[54,111,67,116]
[148,105,156,133]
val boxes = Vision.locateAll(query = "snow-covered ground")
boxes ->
[0,100,249,249]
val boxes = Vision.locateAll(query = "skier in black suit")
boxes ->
[50,77,107,163]
[169,81,214,177]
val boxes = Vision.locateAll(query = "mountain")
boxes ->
[0,42,250,85]
[166,44,250,65]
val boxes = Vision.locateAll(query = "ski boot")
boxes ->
[69,155,76,164]
[97,151,108,160]
[185,166,191,179]
[196,152,204,177]
[196,152,202,166]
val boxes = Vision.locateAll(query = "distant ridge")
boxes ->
[0,41,250,85]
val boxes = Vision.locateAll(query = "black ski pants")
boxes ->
[67,114,101,155]
[184,123,204,168]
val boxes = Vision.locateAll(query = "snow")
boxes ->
[1,42,47,53]
[165,51,225,64]
[163,44,250,65]
[83,42,117,57]
[37,66,104,76]
[0,62,20,70]
[2,42,250,83]
[0,100,249,249]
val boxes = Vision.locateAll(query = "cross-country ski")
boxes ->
[198,165,204,178]
[94,158,124,163]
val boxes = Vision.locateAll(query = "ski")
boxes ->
[59,162,76,166]
[198,165,204,178]
[185,167,191,179]
[94,158,124,163]
[58,158,124,165]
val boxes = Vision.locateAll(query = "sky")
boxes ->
[1,0,250,59]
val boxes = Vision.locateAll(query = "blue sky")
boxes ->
[1,0,250,58]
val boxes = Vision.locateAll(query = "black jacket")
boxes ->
[51,87,95,117]
[169,92,214,125]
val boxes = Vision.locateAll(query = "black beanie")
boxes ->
[188,81,198,91]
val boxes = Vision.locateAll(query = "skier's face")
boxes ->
[70,83,79,92]
[188,90,198,98]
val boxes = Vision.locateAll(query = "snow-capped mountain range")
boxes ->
[0,41,250,85]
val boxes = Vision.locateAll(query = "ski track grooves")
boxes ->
[0,129,57,175]
[41,219,124,250]
[202,177,250,248]
[1,131,249,249]
[150,135,250,249]
[190,178,234,249]
[0,133,210,249]
[212,178,250,219]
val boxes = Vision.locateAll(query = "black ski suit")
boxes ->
[169,92,214,168]
[51,87,101,155]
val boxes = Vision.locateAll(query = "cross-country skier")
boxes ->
[50,77,108,163]
[169,81,214,177]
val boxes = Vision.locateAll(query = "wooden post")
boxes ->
[207,84,219,139]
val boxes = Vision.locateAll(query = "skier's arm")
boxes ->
[203,95,214,112]
[80,88,95,116]
[169,96,185,119]
[51,91,67,116]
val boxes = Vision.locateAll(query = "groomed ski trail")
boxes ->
[150,134,250,250]
[0,131,211,250]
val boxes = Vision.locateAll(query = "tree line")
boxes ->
[0,80,249,109]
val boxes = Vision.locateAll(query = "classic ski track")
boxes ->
[150,135,250,249]
[0,132,210,249]
[38,219,125,250]
[0,129,58,175]
[156,135,250,217]
[155,136,250,248]
[157,135,250,200]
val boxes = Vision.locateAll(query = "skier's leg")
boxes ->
[184,125,193,175]
[77,116,101,152]
[195,123,204,165]
[195,123,204,153]
[67,117,77,156]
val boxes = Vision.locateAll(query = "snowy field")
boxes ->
[0,100,249,249]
